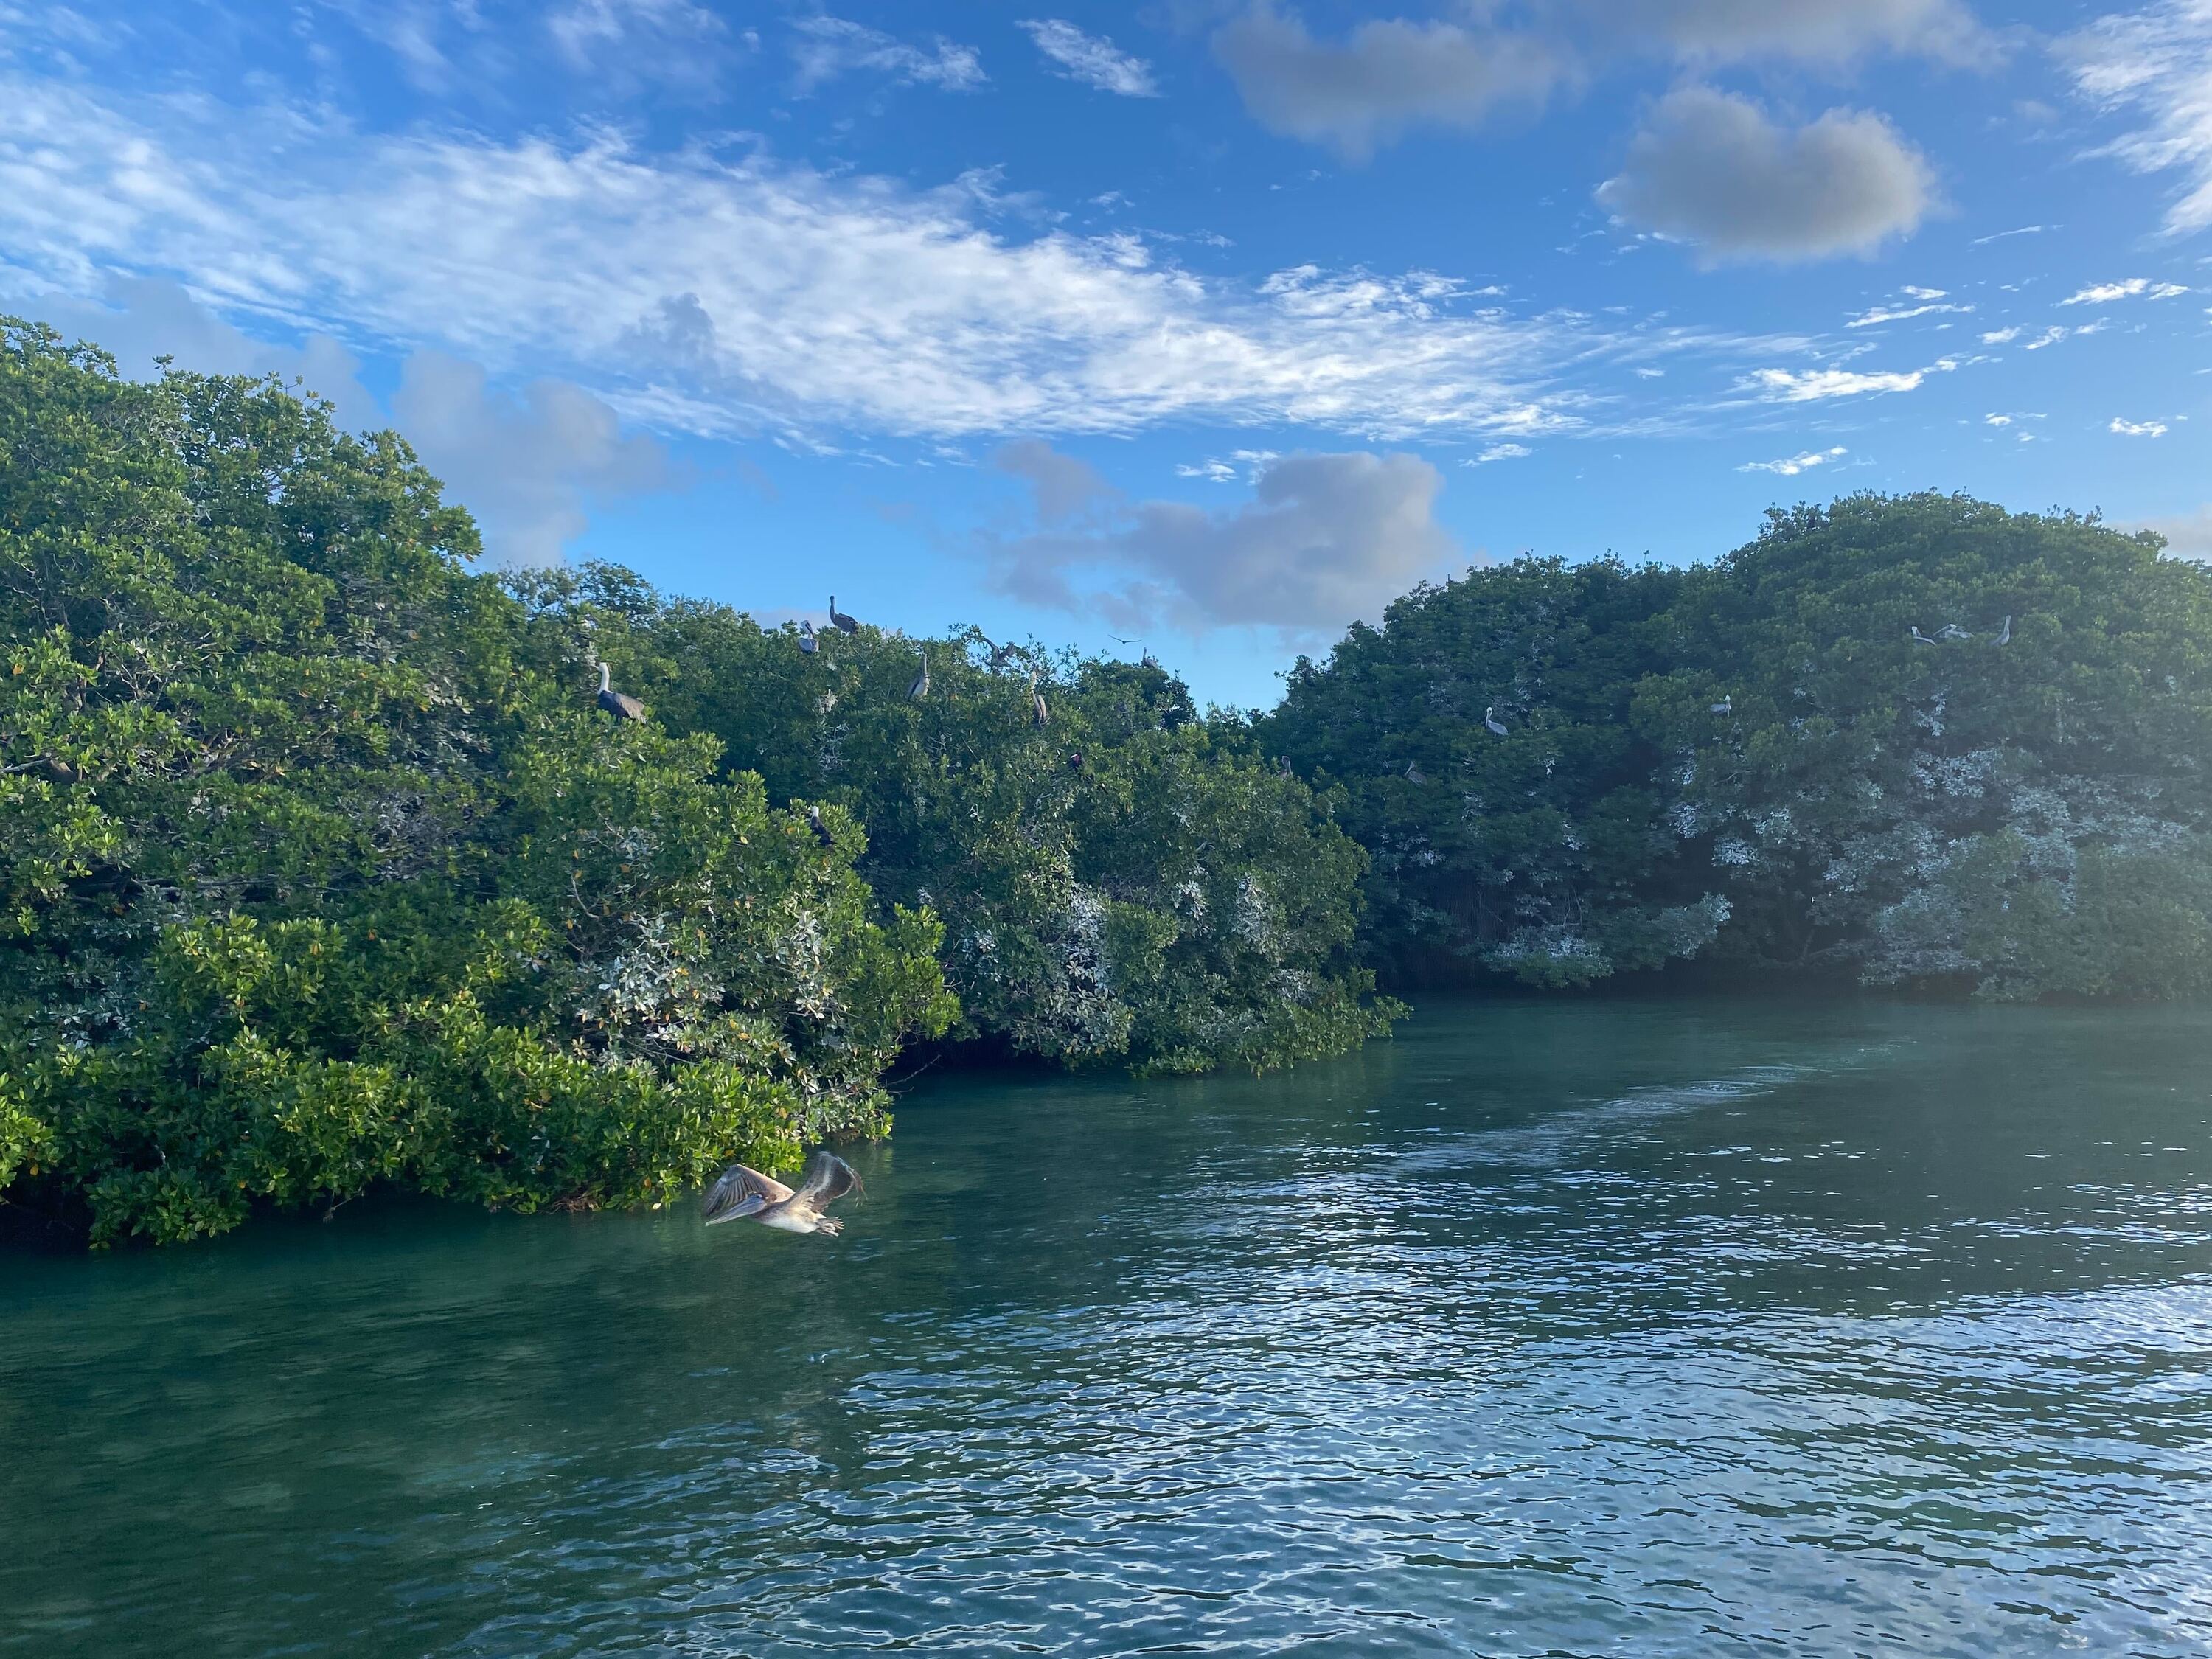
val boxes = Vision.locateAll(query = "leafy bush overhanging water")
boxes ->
[0,321,1395,1245]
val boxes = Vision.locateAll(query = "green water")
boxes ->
[5,998,2212,1657]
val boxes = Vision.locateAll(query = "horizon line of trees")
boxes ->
[7,314,2210,1249]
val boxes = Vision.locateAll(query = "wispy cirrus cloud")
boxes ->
[1019,19,1158,96]
[790,15,984,91]
[1739,445,1848,474]
[2112,416,2170,435]
[2060,276,2190,303]
[0,76,1629,445]
[2063,0,2212,235]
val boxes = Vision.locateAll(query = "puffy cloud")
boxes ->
[1469,441,1532,463]
[984,449,1461,633]
[0,77,1593,442]
[992,439,1113,521]
[2063,0,2212,235]
[1212,6,1570,160]
[1598,88,1937,262]
[1739,445,1848,474]
[790,16,984,91]
[2110,416,2170,436]
[2140,504,2212,557]
[21,276,678,566]
[1018,19,1158,96]
[391,354,678,565]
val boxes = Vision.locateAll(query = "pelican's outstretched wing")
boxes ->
[793,1150,863,1211]
[701,1161,795,1225]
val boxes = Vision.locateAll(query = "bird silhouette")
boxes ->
[701,1150,863,1235]
[596,661,644,722]
[828,596,859,634]
[806,804,835,849]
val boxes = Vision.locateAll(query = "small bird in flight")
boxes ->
[701,1150,863,1235]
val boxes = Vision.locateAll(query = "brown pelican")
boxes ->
[1995,615,2012,645]
[806,804,835,848]
[1909,625,1941,645]
[799,620,818,655]
[1403,759,1427,784]
[829,596,859,634]
[1938,622,1972,641]
[597,661,645,722]
[1710,695,1732,716]
[701,1150,863,1234]
[1484,705,1509,737]
[908,648,929,699]
[1030,672,1049,726]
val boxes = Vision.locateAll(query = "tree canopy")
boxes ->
[1262,493,2212,998]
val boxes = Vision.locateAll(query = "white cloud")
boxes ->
[2063,0,2212,235]
[548,0,728,83]
[1985,412,2012,425]
[2112,416,2170,435]
[22,275,678,565]
[1468,441,1533,463]
[2061,276,2191,303]
[1596,88,1937,263]
[1562,0,1992,67]
[1742,361,1950,400]
[1848,299,1973,326]
[1212,7,1571,161]
[790,15,984,91]
[984,448,1461,632]
[0,77,1608,444]
[1019,19,1158,96]
[2025,325,2070,348]
[1739,445,1848,474]
[1980,326,2021,342]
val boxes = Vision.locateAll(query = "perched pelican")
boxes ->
[1995,615,2012,646]
[1711,695,1732,716]
[806,804,835,849]
[799,621,818,655]
[1141,649,1161,670]
[828,596,859,635]
[1404,759,1427,784]
[701,1150,863,1235]
[1909,626,1940,645]
[908,648,930,700]
[1066,749,1085,771]
[1030,674,1050,726]
[1484,705,1509,737]
[1938,622,1972,641]
[596,661,645,722]
[1277,755,1293,777]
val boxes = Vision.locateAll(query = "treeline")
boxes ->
[1262,493,2212,999]
[0,322,1393,1245]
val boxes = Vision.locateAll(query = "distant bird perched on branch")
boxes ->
[1484,705,1509,737]
[596,661,644,722]
[828,596,859,634]
[701,1150,863,1235]
[1277,755,1293,777]
[1910,626,1941,646]
[1995,615,2012,646]
[799,620,818,655]
[909,648,930,700]
[1938,622,1972,641]
[806,804,835,849]
[1403,760,1427,784]
[1030,673,1049,726]
[1711,695,1732,717]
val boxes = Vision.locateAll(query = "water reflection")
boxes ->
[4,998,2211,1656]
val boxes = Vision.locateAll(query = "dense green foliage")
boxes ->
[507,569,1399,1076]
[0,321,1394,1247]
[1264,493,2212,998]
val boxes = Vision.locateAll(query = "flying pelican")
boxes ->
[828,596,859,635]
[596,661,645,722]
[1909,626,1941,645]
[908,648,930,699]
[1404,759,1427,784]
[806,804,835,849]
[799,620,818,655]
[1711,695,1732,716]
[701,1150,863,1235]
[1484,705,1509,737]
[1995,615,2012,646]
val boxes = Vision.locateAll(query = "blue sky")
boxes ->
[4,0,2209,706]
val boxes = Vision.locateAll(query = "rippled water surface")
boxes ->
[7,998,2212,1657]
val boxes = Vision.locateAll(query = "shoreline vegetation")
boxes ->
[6,320,2211,1248]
